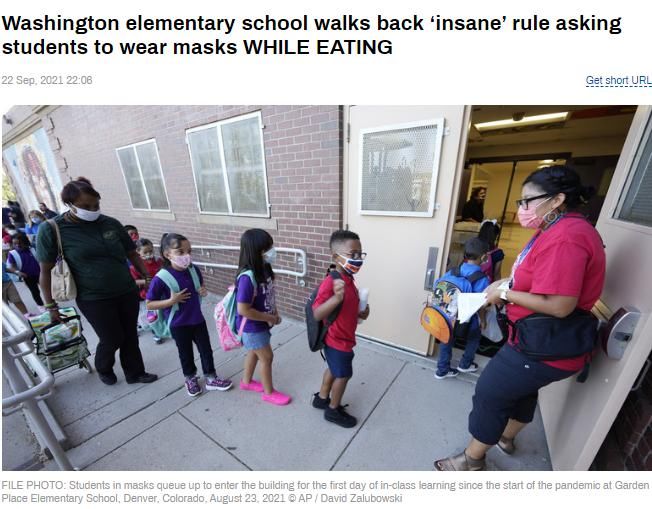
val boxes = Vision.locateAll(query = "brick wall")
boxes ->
[42,105,343,319]
[593,353,652,470]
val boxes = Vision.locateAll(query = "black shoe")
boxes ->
[312,392,330,409]
[324,405,357,428]
[98,372,117,386]
[126,372,158,384]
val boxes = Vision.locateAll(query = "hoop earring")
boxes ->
[544,209,559,224]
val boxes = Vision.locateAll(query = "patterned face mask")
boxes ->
[171,254,192,269]
[336,254,364,275]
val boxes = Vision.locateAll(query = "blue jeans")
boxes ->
[437,327,481,374]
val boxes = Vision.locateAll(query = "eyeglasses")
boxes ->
[515,193,551,210]
[339,252,367,260]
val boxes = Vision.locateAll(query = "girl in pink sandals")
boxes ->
[236,229,291,406]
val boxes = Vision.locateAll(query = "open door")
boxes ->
[539,105,652,470]
[345,106,470,354]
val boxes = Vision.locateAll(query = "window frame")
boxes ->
[613,113,652,229]
[115,138,171,212]
[186,111,271,218]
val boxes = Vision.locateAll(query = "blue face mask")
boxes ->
[32,218,42,224]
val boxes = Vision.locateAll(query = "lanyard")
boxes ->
[510,213,567,283]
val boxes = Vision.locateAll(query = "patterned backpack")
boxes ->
[214,270,256,351]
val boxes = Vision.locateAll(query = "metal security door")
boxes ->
[345,106,469,354]
[539,106,652,470]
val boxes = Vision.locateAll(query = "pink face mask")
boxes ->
[171,254,191,269]
[517,197,552,229]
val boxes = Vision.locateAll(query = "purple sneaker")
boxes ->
[205,376,233,392]
[185,376,202,397]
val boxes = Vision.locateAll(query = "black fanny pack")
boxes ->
[513,309,599,361]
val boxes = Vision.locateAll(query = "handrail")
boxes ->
[155,244,308,278]
[2,305,74,470]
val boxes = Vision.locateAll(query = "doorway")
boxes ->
[450,106,636,358]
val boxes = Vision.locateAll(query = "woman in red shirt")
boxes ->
[436,165,606,471]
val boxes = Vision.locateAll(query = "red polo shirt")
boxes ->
[507,213,606,371]
[313,270,360,352]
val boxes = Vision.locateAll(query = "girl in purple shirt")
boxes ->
[236,229,291,406]
[146,233,232,397]
[6,232,44,314]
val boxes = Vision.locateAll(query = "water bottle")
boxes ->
[358,288,369,324]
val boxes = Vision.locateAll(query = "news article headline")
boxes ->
[1,13,623,57]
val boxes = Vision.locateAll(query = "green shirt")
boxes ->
[36,214,138,301]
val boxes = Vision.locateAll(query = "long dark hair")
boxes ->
[160,233,188,268]
[237,229,274,283]
[523,165,595,210]
[478,221,500,249]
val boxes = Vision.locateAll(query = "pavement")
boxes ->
[2,282,552,471]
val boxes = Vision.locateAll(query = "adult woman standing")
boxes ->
[36,177,157,386]
[435,166,606,470]
[461,187,487,223]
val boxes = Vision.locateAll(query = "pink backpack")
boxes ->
[214,271,256,351]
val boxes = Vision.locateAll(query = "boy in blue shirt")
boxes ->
[435,238,490,379]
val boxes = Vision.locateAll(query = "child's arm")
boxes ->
[146,289,190,310]
[313,279,345,321]
[237,302,280,324]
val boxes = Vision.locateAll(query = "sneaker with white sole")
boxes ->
[434,368,459,380]
[457,362,479,373]
[205,376,233,391]
[185,376,202,397]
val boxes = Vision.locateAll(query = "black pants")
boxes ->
[24,276,44,306]
[468,345,577,445]
[77,290,146,379]
[170,321,215,378]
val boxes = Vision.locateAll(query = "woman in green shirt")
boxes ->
[37,178,157,386]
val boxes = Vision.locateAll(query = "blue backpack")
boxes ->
[149,266,202,339]
[429,265,487,342]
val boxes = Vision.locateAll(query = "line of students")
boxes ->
[122,224,370,428]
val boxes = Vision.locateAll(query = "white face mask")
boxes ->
[263,247,277,265]
[69,204,101,222]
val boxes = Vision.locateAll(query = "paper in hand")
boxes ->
[457,293,488,324]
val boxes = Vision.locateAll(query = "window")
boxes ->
[116,139,170,210]
[617,116,652,227]
[359,119,444,217]
[186,112,270,217]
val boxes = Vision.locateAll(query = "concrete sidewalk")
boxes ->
[3,287,551,471]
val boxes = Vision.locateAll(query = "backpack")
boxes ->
[149,266,202,339]
[8,248,38,272]
[480,248,500,282]
[214,270,257,351]
[420,265,487,344]
[305,268,342,352]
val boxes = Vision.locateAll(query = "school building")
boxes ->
[3,105,651,471]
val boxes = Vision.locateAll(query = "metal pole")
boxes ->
[2,348,74,470]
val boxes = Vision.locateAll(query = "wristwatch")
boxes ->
[500,289,510,303]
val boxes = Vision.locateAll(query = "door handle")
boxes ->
[601,306,641,360]
[631,359,651,392]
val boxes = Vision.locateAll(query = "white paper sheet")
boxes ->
[457,293,487,323]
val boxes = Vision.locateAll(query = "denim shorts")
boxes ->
[242,330,272,351]
[324,345,355,378]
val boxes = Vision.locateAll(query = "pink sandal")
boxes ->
[261,390,292,406]
[239,379,264,392]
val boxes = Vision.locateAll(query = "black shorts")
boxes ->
[324,345,355,378]
[468,345,576,445]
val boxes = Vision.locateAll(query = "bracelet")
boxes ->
[44,302,59,310]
